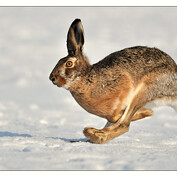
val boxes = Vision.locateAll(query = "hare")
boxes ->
[49,19,177,144]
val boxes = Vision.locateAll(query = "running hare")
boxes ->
[49,19,177,144]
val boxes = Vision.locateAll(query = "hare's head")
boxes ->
[49,19,90,89]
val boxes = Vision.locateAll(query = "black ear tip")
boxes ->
[71,18,81,26]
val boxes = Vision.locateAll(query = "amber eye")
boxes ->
[66,61,73,68]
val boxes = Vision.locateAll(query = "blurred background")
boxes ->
[0,6,177,137]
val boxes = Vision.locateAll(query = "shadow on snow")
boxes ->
[50,137,90,143]
[0,131,32,137]
[0,132,89,143]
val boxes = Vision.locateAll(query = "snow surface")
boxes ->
[0,7,177,170]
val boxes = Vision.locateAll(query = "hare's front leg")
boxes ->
[83,107,152,144]
[83,124,129,144]
[83,127,111,144]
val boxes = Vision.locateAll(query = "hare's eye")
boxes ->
[66,61,73,68]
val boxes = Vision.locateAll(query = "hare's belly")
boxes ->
[72,93,121,118]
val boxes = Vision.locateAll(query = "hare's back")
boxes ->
[94,46,177,78]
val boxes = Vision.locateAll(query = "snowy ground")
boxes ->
[0,7,177,170]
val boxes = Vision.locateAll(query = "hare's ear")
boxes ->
[67,19,84,56]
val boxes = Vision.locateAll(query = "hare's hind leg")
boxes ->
[83,83,148,144]
[131,107,153,121]
[104,107,153,128]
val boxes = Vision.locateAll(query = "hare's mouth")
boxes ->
[49,73,66,87]
[52,80,62,87]
[53,76,66,88]
[51,78,60,86]
[52,81,58,86]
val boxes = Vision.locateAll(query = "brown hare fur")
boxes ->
[49,19,177,144]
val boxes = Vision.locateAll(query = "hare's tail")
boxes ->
[146,72,177,112]
[171,71,177,111]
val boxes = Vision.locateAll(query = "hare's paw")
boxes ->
[83,127,97,139]
[83,127,109,144]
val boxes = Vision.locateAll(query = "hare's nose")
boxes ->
[49,73,56,83]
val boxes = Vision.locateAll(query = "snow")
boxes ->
[0,7,177,170]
